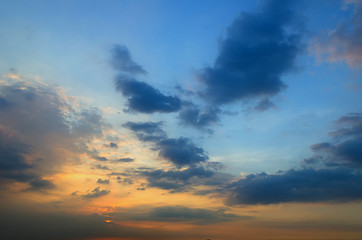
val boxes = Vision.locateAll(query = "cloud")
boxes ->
[113,157,134,163]
[110,44,147,75]
[95,165,110,170]
[108,172,130,177]
[226,168,362,205]
[226,112,362,205]
[116,176,133,184]
[198,0,302,106]
[147,206,249,224]
[310,1,362,67]
[111,206,250,225]
[115,74,182,113]
[26,178,55,191]
[156,137,209,167]
[254,98,276,111]
[109,142,118,148]
[70,108,106,138]
[0,96,11,109]
[310,112,362,167]
[97,178,110,184]
[330,112,362,138]
[123,121,166,142]
[0,129,34,182]
[95,156,108,161]
[178,103,220,132]
[124,121,209,167]
[141,166,214,191]
[0,78,110,191]
[82,187,110,199]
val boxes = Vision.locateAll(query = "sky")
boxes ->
[0,0,362,239]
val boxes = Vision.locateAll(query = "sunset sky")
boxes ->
[1,0,362,239]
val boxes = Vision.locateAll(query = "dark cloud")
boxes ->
[125,206,249,225]
[97,178,110,184]
[95,156,108,161]
[113,157,134,163]
[115,75,182,113]
[0,128,55,192]
[312,139,362,167]
[109,142,118,148]
[110,44,182,114]
[123,121,165,135]
[27,178,55,191]
[311,1,362,67]
[178,104,220,132]
[110,44,147,75]
[303,156,323,165]
[82,187,110,199]
[226,168,362,205]
[108,172,130,176]
[123,121,166,142]
[142,166,214,191]
[198,0,302,106]
[124,121,209,167]
[0,96,11,109]
[116,176,133,184]
[156,137,209,167]
[227,112,362,205]
[95,165,110,170]
[310,112,362,167]
[0,130,34,182]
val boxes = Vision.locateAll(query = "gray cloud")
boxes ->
[110,44,147,75]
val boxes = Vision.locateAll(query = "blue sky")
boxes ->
[1,0,362,239]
